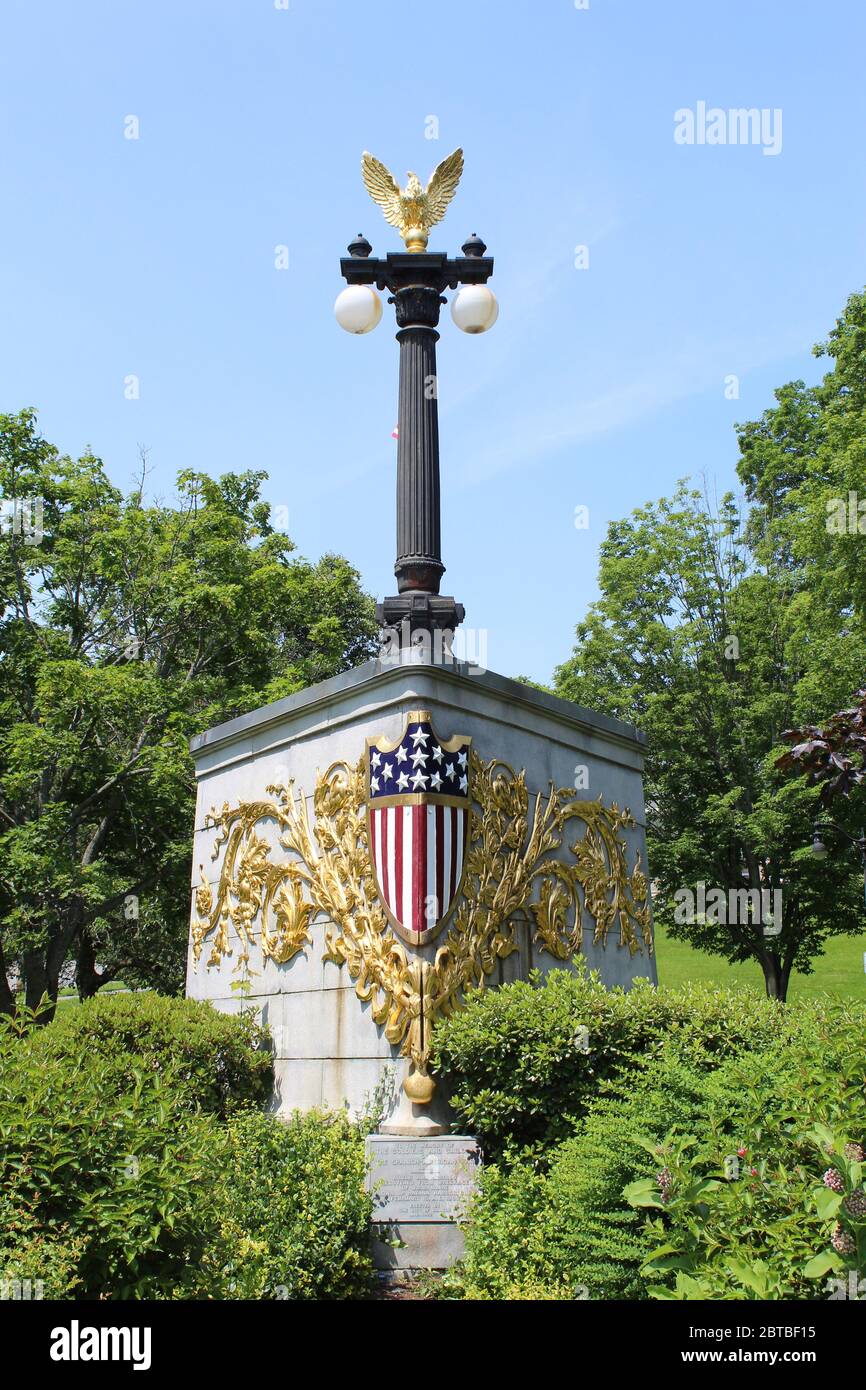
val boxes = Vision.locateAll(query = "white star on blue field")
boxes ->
[369,721,468,797]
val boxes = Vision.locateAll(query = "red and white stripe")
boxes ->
[368,803,466,937]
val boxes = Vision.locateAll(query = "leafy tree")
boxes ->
[554,478,864,1000]
[742,287,866,880]
[0,409,377,1015]
[736,288,866,627]
[777,687,866,805]
[556,292,866,999]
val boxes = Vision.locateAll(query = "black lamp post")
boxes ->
[812,820,866,905]
[336,231,496,642]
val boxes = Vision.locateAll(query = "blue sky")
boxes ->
[2,0,865,683]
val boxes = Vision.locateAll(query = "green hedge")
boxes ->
[431,966,793,1155]
[203,1108,374,1300]
[440,1056,719,1300]
[0,997,372,1299]
[439,993,866,1300]
[0,1042,224,1298]
[434,1160,556,1300]
[24,992,273,1118]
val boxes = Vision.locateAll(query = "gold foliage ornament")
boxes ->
[191,745,652,1079]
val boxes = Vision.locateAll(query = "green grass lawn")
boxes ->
[36,936,866,1012]
[55,980,131,1007]
[654,921,866,1001]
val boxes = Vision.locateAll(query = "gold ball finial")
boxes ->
[403,1068,436,1104]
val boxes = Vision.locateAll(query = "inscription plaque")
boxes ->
[366,1135,481,1223]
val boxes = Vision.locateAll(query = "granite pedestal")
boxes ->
[185,652,655,1130]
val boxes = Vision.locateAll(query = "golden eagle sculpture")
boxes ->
[361,148,464,253]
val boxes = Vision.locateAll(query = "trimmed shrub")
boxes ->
[435,1160,566,1300]
[0,1040,226,1298]
[25,992,273,1118]
[202,1108,374,1300]
[0,1000,374,1300]
[431,966,793,1155]
[440,1055,720,1300]
[442,997,866,1301]
[628,1001,866,1299]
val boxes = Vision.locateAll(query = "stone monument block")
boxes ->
[184,651,655,1125]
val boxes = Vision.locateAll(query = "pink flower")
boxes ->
[823,1168,844,1193]
[831,1223,856,1256]
[844,1189,866,1219]
[657,1167,673,1203]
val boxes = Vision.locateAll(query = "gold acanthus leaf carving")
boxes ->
[191,752,653,1073]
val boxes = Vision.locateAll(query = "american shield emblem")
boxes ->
[366,709,471,945]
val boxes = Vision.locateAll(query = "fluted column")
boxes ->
[392,287,445,595]
[339,243,493,639]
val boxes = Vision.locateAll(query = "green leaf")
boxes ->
[803,1251,838,1279]
[813,1188,843,1220]
[623,1178,665,1209]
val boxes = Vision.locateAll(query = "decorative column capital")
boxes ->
[389,286,446,331]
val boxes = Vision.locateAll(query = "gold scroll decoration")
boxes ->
[191,752,653,1075]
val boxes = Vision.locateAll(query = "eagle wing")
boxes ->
[361,152,403,229]
[424,148,464,227]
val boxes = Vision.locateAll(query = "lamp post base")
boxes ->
[377,592,465,641]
